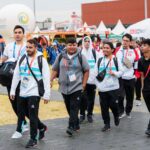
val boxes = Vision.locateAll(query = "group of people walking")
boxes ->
[0,25,149,148]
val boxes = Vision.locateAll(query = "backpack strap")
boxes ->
[19,54,26,66]
[92,49,96,62]
[113,57,118,71]
[37,55,43,74]
[97,57,103,73]
[78,52,82,68]
[58,53,63,64]
[57,53,63,78]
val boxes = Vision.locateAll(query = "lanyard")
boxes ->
[103,56,112,69]
[145,65,150,78]
[122,49,129,62]
[63,57,77,71]
[13,42,23,58]
[25,56,36,75]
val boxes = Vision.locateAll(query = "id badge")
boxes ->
[22,77,29,89]
[68,71,77,82]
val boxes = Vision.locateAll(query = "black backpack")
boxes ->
[0,61,16,86]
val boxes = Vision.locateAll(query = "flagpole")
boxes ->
[144,0,148,19]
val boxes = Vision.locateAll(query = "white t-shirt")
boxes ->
[3,42,26,62]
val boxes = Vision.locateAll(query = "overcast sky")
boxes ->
[0,0,108,22]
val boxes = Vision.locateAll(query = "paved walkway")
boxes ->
[0,112,150,150]
[0,85,150,150]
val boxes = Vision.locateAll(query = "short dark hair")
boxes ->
[13,25,25,34]
[66,37,76,44]
[142,39,150,46]
[78,39,82,47]
[122,33,132,41]
[27,39,37,47]
[103,41,114,50]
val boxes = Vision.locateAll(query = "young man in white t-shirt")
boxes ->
[0,25,28,134]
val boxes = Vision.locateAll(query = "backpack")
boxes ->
[97,57,118,72]
[0,61,16,86]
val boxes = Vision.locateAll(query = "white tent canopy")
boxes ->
[111,19,126,35]
[96,21,108,34]
[126,18,150,38]
[33,26,40,33]
[76,22,92,33]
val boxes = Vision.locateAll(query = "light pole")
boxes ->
[33,0,36,20]
[144,0,148,19]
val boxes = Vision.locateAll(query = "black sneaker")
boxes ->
[114,117,120,126]
[87,115,93,123]
[101,125,110,132]
[73,126,80,132]
[145,129,150,136]
[25,139,37,148]
[66,127,74,136]
[39,126,47,140]
[79,115,85,123]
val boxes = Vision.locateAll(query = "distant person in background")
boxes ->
[130,39,142,106]
[77,39,83,51]
[80,36,100,123]
[48,42,62,65]
[91,35,101,52]
[37,35,49,61]
[0,35,5,59]
[138,39,150,136]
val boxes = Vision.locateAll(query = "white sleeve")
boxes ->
[116,51,123,64]
[3,45,9,58]
[10,61,21,95]
[42,58,51,100]
[113,59,124,78]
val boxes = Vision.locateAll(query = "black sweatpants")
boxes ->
[118,78,135,114]
[143,91,150,112]
[80,84,96,116]
[135,77,142,100]
[7,84,27,124]
[99,90,119,125]
[62,90,81,130]
[17,96,45,140]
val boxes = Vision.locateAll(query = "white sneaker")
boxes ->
[119,113,126,119]
[135,100,142,106]
[126,113,131,119]
[22,124,29,133]
[11,131,22,139]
